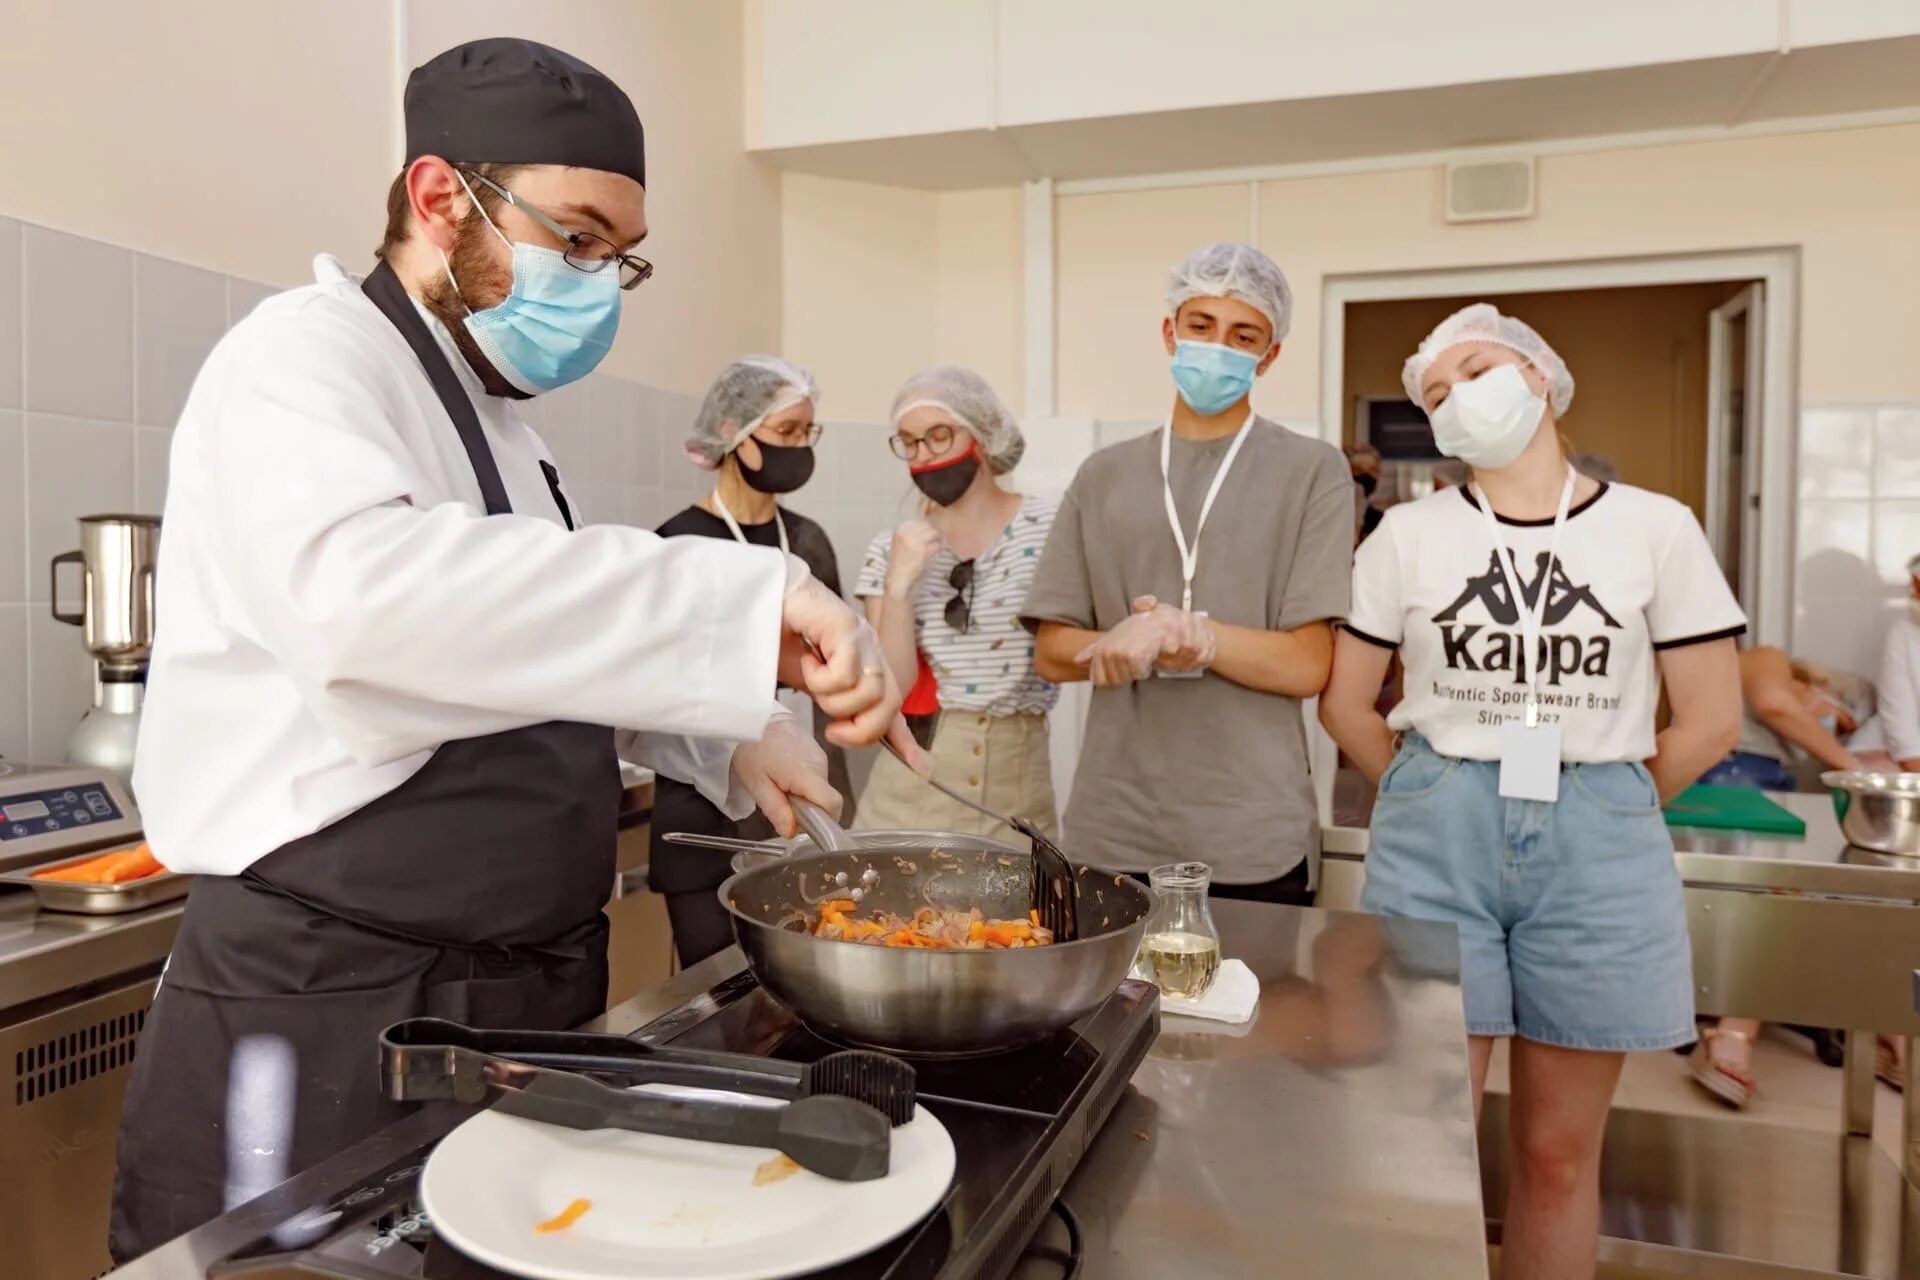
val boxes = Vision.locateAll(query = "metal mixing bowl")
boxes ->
[1822,770,1920,856]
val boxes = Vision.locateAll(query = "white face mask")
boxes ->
[1429,362,1547,470]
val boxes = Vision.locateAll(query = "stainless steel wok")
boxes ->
[720,846,1152,1056]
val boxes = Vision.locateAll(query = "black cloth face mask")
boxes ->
[911,447,981,506]
[738,442,816,494]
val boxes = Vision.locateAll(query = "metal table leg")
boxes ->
[1906,1034,1920,1188]
[1846,1028,1878,1139]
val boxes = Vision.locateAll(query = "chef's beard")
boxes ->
[419,212,528,400]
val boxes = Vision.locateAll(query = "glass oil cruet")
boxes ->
[1132,861,1223,1001]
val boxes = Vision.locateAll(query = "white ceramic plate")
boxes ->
[419,1085,955,1280]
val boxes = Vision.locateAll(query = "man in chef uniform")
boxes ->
[108,38,912,1259]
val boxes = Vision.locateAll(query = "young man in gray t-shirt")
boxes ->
[1020,243,1352,902]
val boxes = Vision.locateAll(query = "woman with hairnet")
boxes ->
[854,366,1063,836]
[650,356,855,966]
[1319,302,1745,1276]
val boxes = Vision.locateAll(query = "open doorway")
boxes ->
[1341,279,1761,614]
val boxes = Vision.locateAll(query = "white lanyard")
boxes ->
[1159,412,1255,612]
[1469,468,1576,727]
[710,492,787,556]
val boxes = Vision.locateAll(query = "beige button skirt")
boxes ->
[855,711,1059,840]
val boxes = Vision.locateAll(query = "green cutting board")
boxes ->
[1663,785,1806,836]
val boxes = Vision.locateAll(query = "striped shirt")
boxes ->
[856,493,1061,716]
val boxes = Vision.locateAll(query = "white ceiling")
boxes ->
[755,37,1920,189]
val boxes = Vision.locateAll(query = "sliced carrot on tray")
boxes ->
[32,842,166,884]
[534,1198,592,1233]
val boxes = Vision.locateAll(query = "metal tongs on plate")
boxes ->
[381,1018,916,1181]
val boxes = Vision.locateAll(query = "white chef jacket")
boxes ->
[134,255,788,876]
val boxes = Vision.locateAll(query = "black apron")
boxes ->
[109,262,620,1262]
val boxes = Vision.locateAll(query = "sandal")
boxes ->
[1689,1026,1757,1109]
[1877,1037,1906,1092]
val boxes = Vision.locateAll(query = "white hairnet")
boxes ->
[890,366,1024,474]
[1163,242,1292,341]
[684,355,819,469]
[1401,303,1575,419]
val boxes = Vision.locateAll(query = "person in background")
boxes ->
[1432,459,1470,490]
[1344,441,1385,544]
[1023,243,1353,902]
[650,357,855,967]
[1319,303,1743,1279]
[1878,553,1920,773]
[858,367,1062,836]
[1697,648,1871,791]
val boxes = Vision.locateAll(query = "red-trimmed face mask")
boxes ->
[910,441,981,506]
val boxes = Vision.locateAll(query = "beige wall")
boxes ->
[781,174,1024,424]
[0,0,395,285]
[0,0,779,397]
[1056,122,1920,424]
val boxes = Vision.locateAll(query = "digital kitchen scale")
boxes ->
[190,974,1160,1280]
[0,761,143,874]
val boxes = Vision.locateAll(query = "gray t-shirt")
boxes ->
[1020,418,1353,883]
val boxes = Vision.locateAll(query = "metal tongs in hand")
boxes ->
[879,738,1079,941]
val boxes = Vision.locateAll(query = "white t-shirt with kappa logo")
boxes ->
[1347,482,1746,764]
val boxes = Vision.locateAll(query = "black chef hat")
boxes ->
[404,38,645,188]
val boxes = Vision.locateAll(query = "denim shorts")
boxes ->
[1360,733,1694,1050]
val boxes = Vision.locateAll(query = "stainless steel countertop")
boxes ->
[112,904,1486,1279]
[1325,781,1920,900]
[1011,900,1487,1279]
[0,884,181,1015]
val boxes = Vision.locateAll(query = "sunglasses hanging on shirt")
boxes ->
[945,559,975,633]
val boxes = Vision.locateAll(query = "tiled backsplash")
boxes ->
[1793,404,1920,681]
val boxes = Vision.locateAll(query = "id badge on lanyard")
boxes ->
[1156,414,1252,679]
[1471,470,1576,803]
[713,494,815,735]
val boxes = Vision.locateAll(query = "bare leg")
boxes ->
[1502,1039,1625,1280]
[1469,1034,1498,1120]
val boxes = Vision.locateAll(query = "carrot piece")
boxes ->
[1029,908,1041,927]
[534,1198,591,1233]
[32,843,164,884]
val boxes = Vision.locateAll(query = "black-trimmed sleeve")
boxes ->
[1647,501,1747,649]
[1345,506,1405,648]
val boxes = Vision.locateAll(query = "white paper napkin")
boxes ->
[1160,958,1260,1024]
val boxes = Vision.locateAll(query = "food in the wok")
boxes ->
[812,899,1055,949]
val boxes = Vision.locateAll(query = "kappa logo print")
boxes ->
[1433,550,1621,685]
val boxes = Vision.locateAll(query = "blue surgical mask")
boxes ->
[442,173,621,395]
[1171,340,1259,416]
[1817,713,1839,734]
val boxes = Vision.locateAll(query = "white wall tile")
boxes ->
[0,604,27,763]
[629,487,669,531]
[25,416,135,601]
[135,426,171,512]
[23,225,134,422]
[1873,500,1920,587]
[1798,407,1875,500]
[0,411,23,605]
[227,278,280,328]
[135,254,226,429]
[1875,407,1920,500]
[0,218,20,410]
[28,604,94,764]
[1794,499,1874,602]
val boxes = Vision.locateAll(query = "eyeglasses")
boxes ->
[889,424,958,461]
[463,170,655,291]
[945,559,975,633]
[755,420,825,448]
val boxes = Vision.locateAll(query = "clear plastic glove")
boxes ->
[1146,597,1217,674]
[730,711,839,838]
[1074,596,1181,686]
[778,576,927,769]
[884,520,942,598]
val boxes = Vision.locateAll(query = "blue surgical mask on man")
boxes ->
[441,172,622,395]
[1170,340,1260,416]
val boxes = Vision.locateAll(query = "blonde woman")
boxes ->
[1319,304,1743,1279]
[856,367,1060,836]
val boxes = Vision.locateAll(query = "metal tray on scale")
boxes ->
[0,846,190,914]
